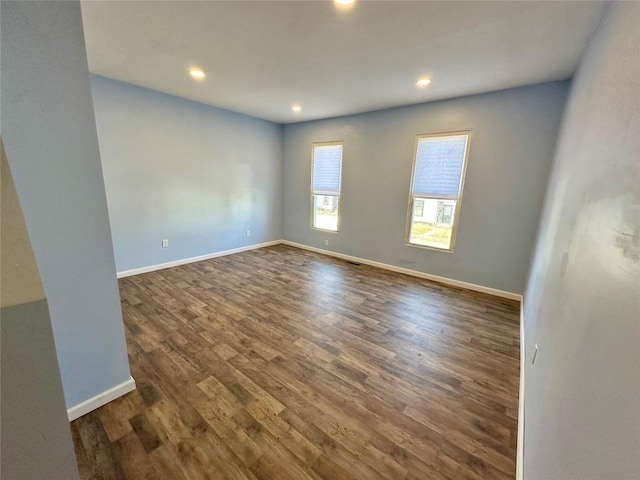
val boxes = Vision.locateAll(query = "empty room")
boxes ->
[1,1,638,480]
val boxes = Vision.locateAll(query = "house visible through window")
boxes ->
[312,142,343,232]
[407,132,470,251]
[437,202,454,225]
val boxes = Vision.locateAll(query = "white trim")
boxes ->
[116,240,282,278]
[67,376,136,421]
[516,300,525,480]
[405,131,472,253]
[281,240,522,301]
[115,239,521,301]
[311,141,343,233]
[117,238,521,299]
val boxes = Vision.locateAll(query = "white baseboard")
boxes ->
[116,239,522,301]
[516,301,525,479]
[281,240,522,301]
[283,239,525,474]
[116,240,282,278]
[67,376,136,421]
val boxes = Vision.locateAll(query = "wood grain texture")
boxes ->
[72,245,520,480]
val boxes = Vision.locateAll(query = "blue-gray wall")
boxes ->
[523,3,639,479]
[1,140,79,480]
[282,82,569,294]
[1,0,131,409]
[90,76,283,273]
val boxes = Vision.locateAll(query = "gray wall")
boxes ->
[282,82,569,294]
[90,75,283,273]
[1,1,132,409]
[1,301,80,480]
[523,3,639,479]
[1,142,79,480]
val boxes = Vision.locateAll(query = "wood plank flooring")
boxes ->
[71,244,520,480]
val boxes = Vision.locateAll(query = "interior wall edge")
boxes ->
[517,299,525,480]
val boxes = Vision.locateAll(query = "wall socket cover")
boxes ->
[162,239,169,248]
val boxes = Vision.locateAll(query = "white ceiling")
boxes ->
[81,1,606,124]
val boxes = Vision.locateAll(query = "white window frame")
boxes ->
[310,141,343,233]
[405,131,471,253]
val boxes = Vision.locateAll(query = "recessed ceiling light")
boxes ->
[335,0,355,5]
[189,68,206,80]
[291,105,302,112]
[416,78,432,87]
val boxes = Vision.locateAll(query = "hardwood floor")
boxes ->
[71,245,520,480]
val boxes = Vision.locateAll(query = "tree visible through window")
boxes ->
[407,132,470,251]
[311,142,343,232]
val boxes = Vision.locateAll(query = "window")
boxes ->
[406,132,470,251]
[311,142,343,231]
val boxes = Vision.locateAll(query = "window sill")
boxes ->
[405,242,455,254]
[312,227,339,234]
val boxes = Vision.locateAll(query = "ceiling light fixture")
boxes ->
[189,68,206,80]
[416,78,432,87]
[291,105,302,112]
[335,0,356,5]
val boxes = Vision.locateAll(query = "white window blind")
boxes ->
[312,144,343,195]
[412,134,468,197]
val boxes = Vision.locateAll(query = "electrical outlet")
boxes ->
[162,239,169,248]
[246,230,251,237]
[325,239,329,246]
